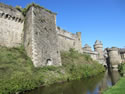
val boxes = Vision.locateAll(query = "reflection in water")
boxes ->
[23,70,121,94]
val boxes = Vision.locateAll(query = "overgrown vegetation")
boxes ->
[103,63,125,94]
[0,47,105,94]
[118,63,125,75]
[16,3,55,16]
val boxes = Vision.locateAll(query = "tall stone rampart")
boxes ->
[0,3,24,47]
[24,5,61,67]
[0,3,88,67]
[57,27,82,52]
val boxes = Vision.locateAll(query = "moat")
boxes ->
[22,70,121,94]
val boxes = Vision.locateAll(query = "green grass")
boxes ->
[103,63,125,94]
[103,77,125,94]
[0,47,105,94]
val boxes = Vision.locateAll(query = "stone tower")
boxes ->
[94,40,106,66]
[107,47,121,69]
[94,40,104,59]
[83,44,92,52]
[75,32,82,52]
[24,5,61,67]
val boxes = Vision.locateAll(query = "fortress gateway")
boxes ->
[0,3,124,68]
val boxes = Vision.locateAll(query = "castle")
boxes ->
[83,40,107,67]
[0,3,124,68]
[0,3,82,67]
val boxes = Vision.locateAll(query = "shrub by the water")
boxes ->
[0,47,105,94]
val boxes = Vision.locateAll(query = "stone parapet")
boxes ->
[0,3,24,20]
[57,26,82,52]
[0,3,24,47]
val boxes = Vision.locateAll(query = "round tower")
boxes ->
[107,47,121,69]
[94,40,104,59]
[83,44,92,52]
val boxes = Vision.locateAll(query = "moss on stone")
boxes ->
[16,3,56,16]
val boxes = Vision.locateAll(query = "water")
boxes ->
[23,70,121,94]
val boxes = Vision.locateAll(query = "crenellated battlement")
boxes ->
[57,26,82,52]
[0,3,24,23]
[0,11,24,23]
[0,3,24,47]
[0,2,83,67]
[57,26,80,40]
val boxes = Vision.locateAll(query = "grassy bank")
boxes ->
[103,63,125,94]
[0,46,105,94]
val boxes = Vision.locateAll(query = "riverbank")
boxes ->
[0,46,105,94]
[103,64,125,94]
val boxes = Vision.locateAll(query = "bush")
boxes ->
[0,47,105,94]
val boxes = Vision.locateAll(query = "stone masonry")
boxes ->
[83,44,98,60]
[106,47,122,69]
[0,3,123,68]
[82,41,107,66]
[57,27,82,53]
[0,3,24,47]
[94,40,107,66]
[119,48,125,63]
[24,5,61,67]
[0,3,83,67]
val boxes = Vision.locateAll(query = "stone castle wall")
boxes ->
[0,3,111,67]
[0,3,24,47]
[24,6,61,67]
[57,27,82,52]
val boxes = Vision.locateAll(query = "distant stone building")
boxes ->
[82,40,107,67]
[83,44,98,60]
[93,40,107,66]
[94,40,104,59]
[83,44,92,52]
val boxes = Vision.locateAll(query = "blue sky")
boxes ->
[0,0,125,49]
